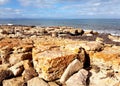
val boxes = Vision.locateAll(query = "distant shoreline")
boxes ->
[0,19,120,36]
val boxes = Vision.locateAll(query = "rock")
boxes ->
[84,30,93,34]
[32,44,85,81]
[0,70,13,85]
[22,60,38,81]
[66,69,88,86]
[69,29,83,36]
[0,46,13,63]
[13,42,33,53]
[108,35,120,42]
[3,77,25,86]
[48,82,59,86]
[22,67,38,81]
[27,77,49,86]
[60,59,83,83]
[76,28,84,35]
[96,37,104,43]
[51,32,58,37]
[9,52,32,65]
[8,61,24,76]
[89,46,120,86]
[32,37,86,81]
[89,69,120,86]
[85,34,93,36]
[0,64,10,71]
[90,46,120,71]
[23,60,33,69]
[80,41,104,51]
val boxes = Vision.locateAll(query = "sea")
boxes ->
[0,19,120,36]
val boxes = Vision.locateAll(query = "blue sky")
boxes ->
[0,0,120,19]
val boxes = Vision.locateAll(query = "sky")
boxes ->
[0,0,120,19]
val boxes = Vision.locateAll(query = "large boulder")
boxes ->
[32,46,84,81]
[32,37,85,81]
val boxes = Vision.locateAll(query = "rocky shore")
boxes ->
[0,25,120,86]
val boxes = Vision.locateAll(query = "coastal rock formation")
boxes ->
[0,25,120,86]
[32,40,85,81]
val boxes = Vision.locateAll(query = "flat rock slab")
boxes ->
[91,46,120,71]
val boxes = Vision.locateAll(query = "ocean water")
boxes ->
[0,19,120,35]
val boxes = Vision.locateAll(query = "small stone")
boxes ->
[8,61,24,76]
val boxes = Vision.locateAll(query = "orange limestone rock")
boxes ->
[32,37,85,81]
[90,46,120,71]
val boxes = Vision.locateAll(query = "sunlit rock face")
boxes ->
[32,37,86,81]
[0,25,120,86]
[88,46,120,86]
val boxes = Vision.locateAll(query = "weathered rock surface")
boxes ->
[66,69,88,86]
[88,46,120,86]
[33,46,84,81]
[9,52,32,65]
[8,61,24,76]
[0,70,13,85]
[27,77,49,86]
[48,82,59,86]
[60,59,83,83]
[89,68,120,86]
[3,77,25,86]
[108,35,120,42]
[32,37,86,81]
[90,46,120,71]
[0,25,120,86]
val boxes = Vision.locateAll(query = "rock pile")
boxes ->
[0,25,120,86]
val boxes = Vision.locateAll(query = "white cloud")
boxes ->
[59,0,120,17]
[18,0,56,8]
[93,2,101,6]
[0,8,23,18]
[0,0,9,5]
